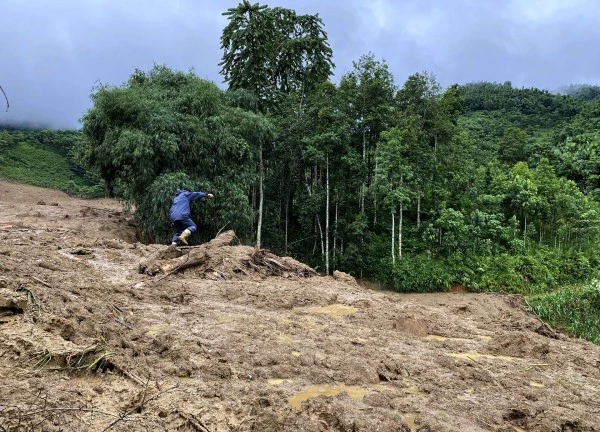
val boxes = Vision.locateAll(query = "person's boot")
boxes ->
[178,229,192,245]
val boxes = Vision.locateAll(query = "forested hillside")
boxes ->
[75,66,600,292]
[0,127,103,197]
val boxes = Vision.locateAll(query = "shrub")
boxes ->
[387,255,453,293]
[527,283,600,345]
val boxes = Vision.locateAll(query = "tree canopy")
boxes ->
[77,66,272,243]
[69,2,600,302]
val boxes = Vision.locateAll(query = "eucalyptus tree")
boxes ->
[294,82,351,273]
[395,73,464,225]
[373,126,413,262]
[220,0,334,247]
[339,53,396,218]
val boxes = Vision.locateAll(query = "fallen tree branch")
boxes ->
[0,84,8,112]
[178,412,213,432]
[111,363,146,387]
[23,406,118,418]
[100,384,179,431]
[29,275,53,289]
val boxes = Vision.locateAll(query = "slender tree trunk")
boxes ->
[313,216,317,255]
[325,154,330,275]
[433,134,438,213]
[391,210,395,264]
[317,215,325,258]
[333,201,337,269]
[256,142,264,248]
[399,175,404,259]
[251,178,257,241]
[374,159,378,225]
[417,192,421,228]
[361,129,366,213]
[285,187,289,255]
[399,202,403,259]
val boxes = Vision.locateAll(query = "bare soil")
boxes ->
[0,181,599,431]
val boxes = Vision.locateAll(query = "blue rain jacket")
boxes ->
[169,189,209,222]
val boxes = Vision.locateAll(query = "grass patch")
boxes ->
[526,283,600,345]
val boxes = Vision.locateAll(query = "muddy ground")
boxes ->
[0,181,599,432]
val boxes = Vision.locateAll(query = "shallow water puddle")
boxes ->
[276,333,294,344]
[404,413,418,431]
[268,378,294,385]
[306,304,358,318]
[447,352,519,362]
[402,386,426,396]
[423,335,472,342]
[145,324,173,336]
[424,334,491,342]
[288,384,369,410]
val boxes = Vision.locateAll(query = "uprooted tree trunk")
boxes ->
[138,230,316,280]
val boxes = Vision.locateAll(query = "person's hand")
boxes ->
[208,193,214,199]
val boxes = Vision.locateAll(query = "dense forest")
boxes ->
[1,2,599,342]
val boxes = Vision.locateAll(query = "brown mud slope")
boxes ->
[0,181,599,431]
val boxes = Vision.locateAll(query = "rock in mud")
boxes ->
[333,270,359,287]
[0,288,28,312]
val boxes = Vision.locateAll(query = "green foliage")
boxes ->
[560,84,600,102]
[77,65,264,243]
[527,283,600,345]
[450,248,598,295]
[378,255,453,293]
[461,81,580,126]
[0,130,103,197]
[220,0,334,111]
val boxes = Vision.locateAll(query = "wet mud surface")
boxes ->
[0,181,599,431]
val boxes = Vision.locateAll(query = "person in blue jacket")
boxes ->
[170,188,214,245]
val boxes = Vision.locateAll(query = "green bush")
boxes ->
[527,283,600,345]
[450,248,598,295]
[385,255,454,293]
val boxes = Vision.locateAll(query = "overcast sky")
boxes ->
[2,0,599,129]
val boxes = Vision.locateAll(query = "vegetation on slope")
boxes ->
[0,128,103,197]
